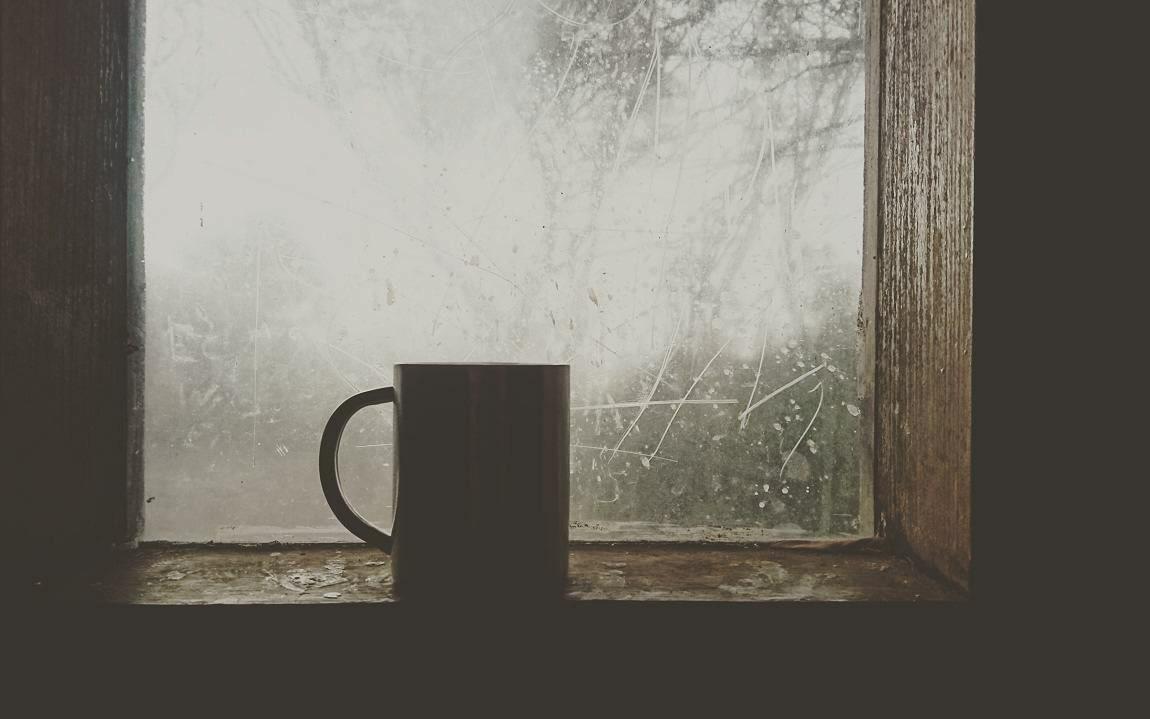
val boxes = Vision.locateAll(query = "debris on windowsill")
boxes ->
[76,543,965,605]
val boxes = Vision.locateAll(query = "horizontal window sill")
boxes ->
[58,541,963,604]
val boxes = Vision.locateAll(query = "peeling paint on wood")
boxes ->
[874,0,974,590]
[62,545,961,604]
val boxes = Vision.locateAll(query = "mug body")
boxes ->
[390,363,569,599]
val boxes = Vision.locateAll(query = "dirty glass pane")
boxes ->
[143,0,867,541]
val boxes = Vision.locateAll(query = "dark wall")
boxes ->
[1,0,139,580]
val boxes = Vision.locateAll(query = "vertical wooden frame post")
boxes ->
[873,0,975,591]
[1,0,140,580]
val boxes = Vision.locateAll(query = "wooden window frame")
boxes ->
[1,0,972,597]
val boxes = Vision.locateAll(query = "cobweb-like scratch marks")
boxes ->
[574,398,738,411]
[472,3,500,116]
[467,31,584,243]
[779,380,824,479]
[741,312,772,430]
[561,337,660,383]
[709,97,777,291]
[744,97,773,206]
[592,336,621,358]
[375,51,477,76]
[654,21,662,151]
[595,468,622,503]
[737,361,825,422]
[438,0,516,72]
[272,247,324,292]
[652,35,692,335]
[608,29,659,182]
[447,216,516,291]
[573,445,678,462]
[766,103,782,211]
[608,314,681,463]
[645,337,732,462]
[320,340,388,380]
[316,343,362,395]
[535,0,648,28]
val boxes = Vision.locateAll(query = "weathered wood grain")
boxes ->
[874,0,974,590]
[49,545,962,604]
[0,0,137,580]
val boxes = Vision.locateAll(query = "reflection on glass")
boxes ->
[143,0,866,541]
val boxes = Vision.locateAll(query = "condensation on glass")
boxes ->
[142,0,868,541]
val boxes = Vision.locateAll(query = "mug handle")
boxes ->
[319,387,395,552]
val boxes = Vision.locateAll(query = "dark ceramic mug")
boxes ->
[319,363,570,599]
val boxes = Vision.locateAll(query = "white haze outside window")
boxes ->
[142,0,867,541]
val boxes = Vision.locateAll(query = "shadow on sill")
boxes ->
[24,541,966,605]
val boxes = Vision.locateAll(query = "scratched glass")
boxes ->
[142,0,868,541]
